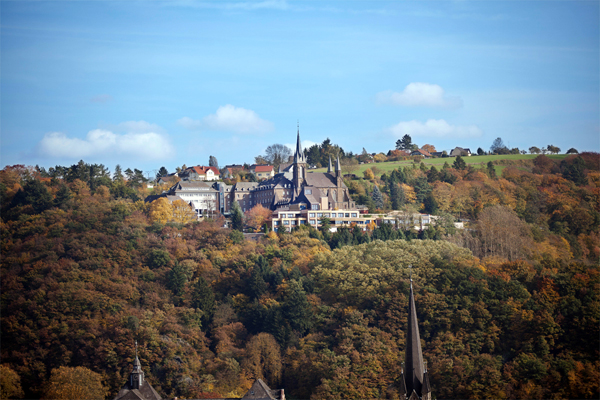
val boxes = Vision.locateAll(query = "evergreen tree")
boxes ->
[168,262,188,297]
[423,193,438,214]
[191,277,216,326]
[54,184,73,209]
[427,166,439,183]
[562,156,587,185]
[157,166,169,177]
[453,155,467,170]
[249,266,267,299]
[231,201,243,231]
[113,165,125,182]
[414,177,432,204]
[209,155,219,168]
[371,185,384,209]
[487,161,497,179]
[390,183,403,210]
[11,179,53,214]
[282,280,312,334]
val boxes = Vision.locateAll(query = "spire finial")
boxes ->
[135,340,138,359]
[409,264,413,285]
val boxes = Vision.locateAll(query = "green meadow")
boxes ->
[312,153,569,177]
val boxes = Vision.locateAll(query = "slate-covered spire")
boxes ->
[405,279,424,397]
[327,155,333,173]
[293,123,305,164]
[335,153,341,178]
[130,341,144,389]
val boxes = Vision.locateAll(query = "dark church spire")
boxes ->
[327,155,333,174]
[404,269,428,399]
[293,122,305,164]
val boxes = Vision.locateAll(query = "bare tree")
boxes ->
[260,144,292,170]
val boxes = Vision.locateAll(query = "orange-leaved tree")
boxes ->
[245,204,272,231]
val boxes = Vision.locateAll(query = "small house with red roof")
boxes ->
[181,166,220,181]
[251,165,275,180]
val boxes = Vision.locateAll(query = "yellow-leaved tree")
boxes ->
[43,366,107,400]
[0,364,24,399]
[242,333,282,386]
[149,197,173,224]
[172,199,197,224]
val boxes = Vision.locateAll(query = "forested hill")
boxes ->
[1,155,599,399]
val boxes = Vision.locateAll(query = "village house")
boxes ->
[410,149,432,158]
[450,147,472,157]
[180,166,220,181]
[251,165,275,180]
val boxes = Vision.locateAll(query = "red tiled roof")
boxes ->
[189,166,220,175]
[254,165,273,173]
[413,149,432,157]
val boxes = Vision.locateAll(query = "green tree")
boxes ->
[487,161,497,179]
[209,155,219,168]
[191,277,216,326]
[395,134,413,150]
[157,166,169,177]
[10,179,53,214]
[168,262,188,296]
[249,266,267,299]
[413,177,432,204]
[231,201,243,231]
[282,280,312,334]
[562,156,587,185]
[477,147,485,155]
[113,164,125,182]
[371,185,384,209]
[566,147,579,154]
[547,144,561,154]
[529,146,541,154]
[453,155,467,170]
[490,137,509,154]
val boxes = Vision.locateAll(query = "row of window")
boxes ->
[308,212,358,218]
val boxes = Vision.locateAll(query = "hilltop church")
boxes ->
[223,129,355,213]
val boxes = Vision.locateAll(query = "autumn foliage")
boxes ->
[0,156,598,399]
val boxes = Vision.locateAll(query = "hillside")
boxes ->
[1,154,599,399]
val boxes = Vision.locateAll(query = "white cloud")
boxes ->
[376,83,463,109]
[388,119,482,138]
[36,123,175,161]
[178,105,274,134]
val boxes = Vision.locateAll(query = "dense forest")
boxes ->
[1,153,598,399]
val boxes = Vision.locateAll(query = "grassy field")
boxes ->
[312,153,569,177]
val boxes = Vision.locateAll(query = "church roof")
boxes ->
[241,379,283,400]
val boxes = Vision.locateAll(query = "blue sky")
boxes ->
[1,0,598,175]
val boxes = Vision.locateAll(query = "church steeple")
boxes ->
[293,122,306,164]
[130,341,144,390]
[327,155,333,174]
[402,268,431,400]
[292,123,307,198]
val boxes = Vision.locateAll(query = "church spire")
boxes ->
[335,153,341,178]
[293,122,305,164]
[327,155,333,173]
[405,271,425,398]
[130,341,144,389]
